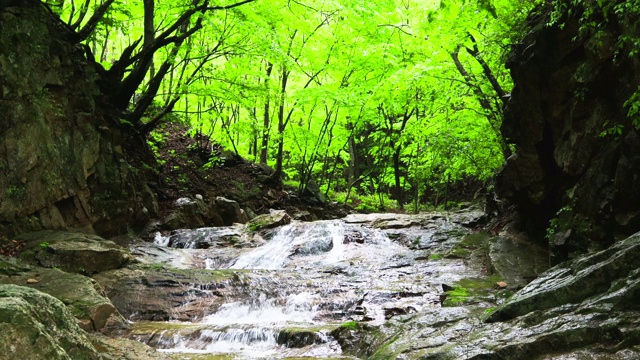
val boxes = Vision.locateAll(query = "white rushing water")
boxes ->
[231,220,346,269]
[201,292,318,325]
[138,214,469,359]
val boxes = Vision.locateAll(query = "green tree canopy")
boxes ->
[47,0,540,210]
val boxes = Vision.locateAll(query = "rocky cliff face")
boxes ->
[496,1,640,263]
[0,1,156,238]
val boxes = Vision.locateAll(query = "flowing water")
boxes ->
[128,211,485,359]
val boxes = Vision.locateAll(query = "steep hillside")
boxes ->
[0,1,155,238]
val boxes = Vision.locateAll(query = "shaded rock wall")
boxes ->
[497,1,640,263]
[0,1,156,238]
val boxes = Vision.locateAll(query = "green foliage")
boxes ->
[545,205,573,239]
[624,87,640,129]
[52,0,538,206]
[444,286,470,305]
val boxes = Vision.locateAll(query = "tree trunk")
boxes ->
[143,0,155,79]
[260,62,274,164]
[392,148,404,209]
[273,66,290,180]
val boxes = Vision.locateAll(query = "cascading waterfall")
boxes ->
[132,214,471,359]
[231,221,347,269]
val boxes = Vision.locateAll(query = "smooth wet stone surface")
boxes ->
[16,230,131,275]
[489,235,549,288]
[345,232,640,359]
[0,255,123,332]
[116,210,503,359]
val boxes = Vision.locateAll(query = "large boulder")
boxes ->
[487,231,640,322]
[247,209,292,231]
[495,1,640,262]
[161,197,209,230]
[93,265,244,322]
[0,256,124,332]
[16,230,131,275]
[343,231,640,359]
[215,196,249,225]
[0,0,157,239]
[0,284,101,360]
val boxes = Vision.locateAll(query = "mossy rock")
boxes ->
[0,256,123,332]
[247,210,292,232]
[446,231,491,259]
[442,275,511,307]
[0,284,101,360]
[17,230,132,275]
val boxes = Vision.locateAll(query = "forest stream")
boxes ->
[117,208,522,359]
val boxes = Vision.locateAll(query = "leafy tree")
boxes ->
[44,0,539,209]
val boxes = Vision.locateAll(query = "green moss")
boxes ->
[371,334,400,360]
[446,231,491,259]
[340,320,359,330]
[443,275,507,307]
[443,286,470,305]
[134,264,249,283]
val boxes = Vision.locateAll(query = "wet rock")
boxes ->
[488,234,549,288]
[17,230,131,275]
[93,265,244,322]
[488,232,640,322]
[0,256,124,332]
[165,226,247,249]
[292,234,333,256]
[91,334,170,360]
[0,284,101,359]
[495,1,640,260]
[276,328,327,348]
[0,2,158,238]
[215,196,249,225]
[248,209,292,231]
[383,305,417,319]
[343,232,365,244]
[351,232,640,359]
[162,197,207,230]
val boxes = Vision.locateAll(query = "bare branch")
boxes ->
[75,0,116,41]
[464,32,507,103]
[378,23,413,36]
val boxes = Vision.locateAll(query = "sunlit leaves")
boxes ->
[53,0,535,207]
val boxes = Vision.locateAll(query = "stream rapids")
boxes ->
[126,209,489,359]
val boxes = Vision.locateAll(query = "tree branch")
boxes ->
[464,32,507,103]
[75,0,116,42]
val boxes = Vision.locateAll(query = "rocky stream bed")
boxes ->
[1,208,640,359]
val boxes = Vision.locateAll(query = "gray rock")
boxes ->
[247,210,292,231]
[0,256,124,332]
[17,230,131,275]
[489,234,549,288]
[0,3,158,239]
[215,196,249,225]
[495,1,640,262]
[93,266,244,322]
[162,197,208,230]
[345,232,640,359]
[488,232,640,322]
[0,284,101,359]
